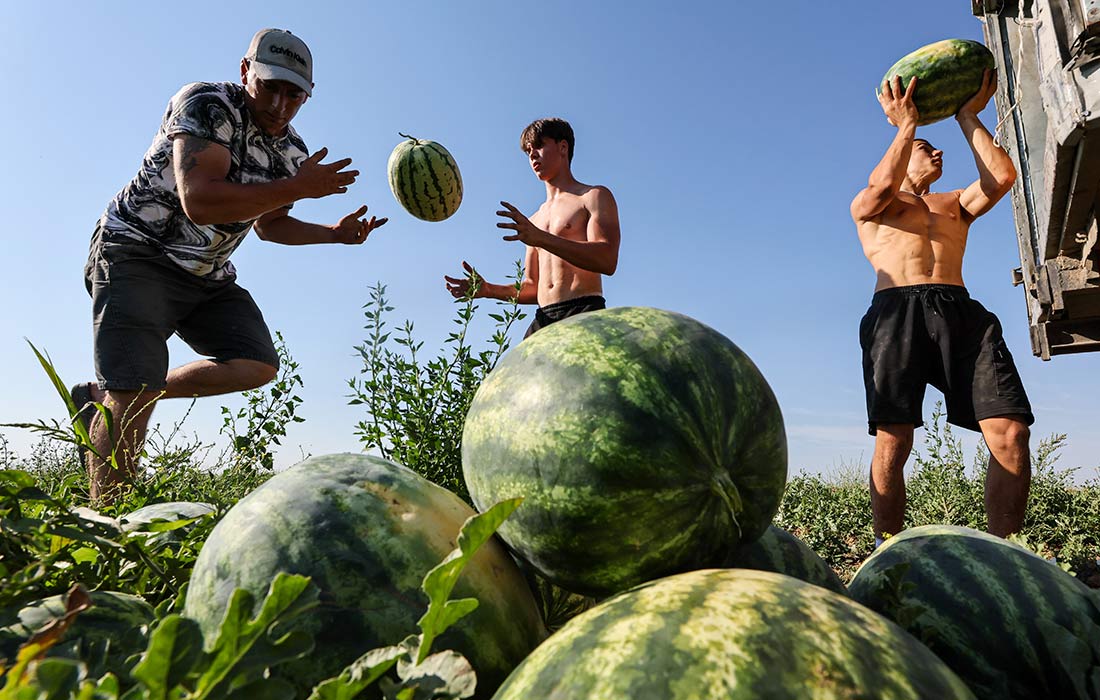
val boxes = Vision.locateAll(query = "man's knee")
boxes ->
[983,416,1031,454]
[231,358,278,390]
[874,423,915,451]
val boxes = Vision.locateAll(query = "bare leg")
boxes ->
[85,358,277,504]
[980,416,1031,537]
[870,423,915,540]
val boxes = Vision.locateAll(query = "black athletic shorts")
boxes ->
[523,295,606,338]
[84,235,279,392]
[859,284,1033,435]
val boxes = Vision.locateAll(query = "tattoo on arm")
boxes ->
[178,136,212,175]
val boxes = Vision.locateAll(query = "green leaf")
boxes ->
[129,615,206,697]
[306,643,410,700]
[191,573,319,697]
[32,657,86,700]
[393,651,476,700]
[415,498,522,662]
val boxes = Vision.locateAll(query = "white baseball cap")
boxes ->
[245,28,313,96]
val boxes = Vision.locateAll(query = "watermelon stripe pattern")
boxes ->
[184,453,545,697]
[462,307,788,597]
[848,525,1100,699]
[387,134,463,221]
[878,39,995,126]
[492,569,975,699]
[723,525,848,596]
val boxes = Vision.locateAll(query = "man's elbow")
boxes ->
[179,193,215,227]
[602,256,618,276]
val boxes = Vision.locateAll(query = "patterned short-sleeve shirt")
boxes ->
[98,81,309,280]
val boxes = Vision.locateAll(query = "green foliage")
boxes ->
[0,469,214,612]
[348,264,526,502]
[309,498,522,700]
[1,573,318,700]
[778,402,1100,584]
[220,332,306,473]
[2,501,524,699]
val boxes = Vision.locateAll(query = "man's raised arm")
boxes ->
[851,76,920,222]
[173,136,357,225]
[496,187,621,276]
[957,69,1017,222]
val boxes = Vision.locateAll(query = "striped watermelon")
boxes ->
[878,39,995,126]
[462,307,788,597]
[184,453,546,697]
[0,591,154,680]
[723,525,847,596]
[848,525,1100,699]
[387,133,462,221]
[492,568,975,699]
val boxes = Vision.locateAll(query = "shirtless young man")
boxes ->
[850,70,1033,544]
[444,118,620,336]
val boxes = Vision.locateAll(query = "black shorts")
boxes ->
[523,295,606,338]
[84,235,279,392]
[859,284,1033,435]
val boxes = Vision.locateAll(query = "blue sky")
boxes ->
[2,1,1096,480]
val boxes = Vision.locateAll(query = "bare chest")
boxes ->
[534,201,590,241]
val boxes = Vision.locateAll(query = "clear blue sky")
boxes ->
[2,1,1096,480]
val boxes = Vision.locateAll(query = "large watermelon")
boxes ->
[848,525,1100,699]
[722,525,847,596]
[387,133,462,221]
[492,568,975,699]
[183,453,546,698]
[462,307,788,597]
[878,39,995,125]
[0,591,154,680]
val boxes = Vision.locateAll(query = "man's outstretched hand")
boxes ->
[444,261,484,299]
[294,147,359,199]
[497,201,545,245]
[878,75,920,128]
[332,205,387,244]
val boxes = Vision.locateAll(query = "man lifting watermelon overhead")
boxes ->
[444,118,621,337]
[850,40,1034,547]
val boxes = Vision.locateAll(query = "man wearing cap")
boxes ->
[72,29,386,502]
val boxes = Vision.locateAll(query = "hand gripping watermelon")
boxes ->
[184,453,546,697]
[462,306,788,597]
[849,525,1100,699]
[878,39,995,125]
[491,568,975,699]
[387,133,463,221]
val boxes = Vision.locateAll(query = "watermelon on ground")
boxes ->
[723,525,847,595]
[462,306,788,597]
[387,133,462,221]
[0,590,154,680]
[492,568,974,699]
[119,500,214,548]
[183,453,546,698]
[878,39,995,126]
[848,525,1100,699]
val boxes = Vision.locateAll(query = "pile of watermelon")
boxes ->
[7,38,1100,699]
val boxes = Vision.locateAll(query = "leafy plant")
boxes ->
[777,402,1100,584]
[348,264,526,502]
[1,500,525,700]
[219,331,306,473]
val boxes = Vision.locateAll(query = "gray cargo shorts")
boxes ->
[83,235,279,391]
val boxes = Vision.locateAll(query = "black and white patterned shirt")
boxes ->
[97,82,308,280]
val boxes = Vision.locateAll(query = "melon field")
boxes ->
[2,294,1098,699]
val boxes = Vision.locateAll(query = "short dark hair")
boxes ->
[913,138,935,149]
[520,118,575,162]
